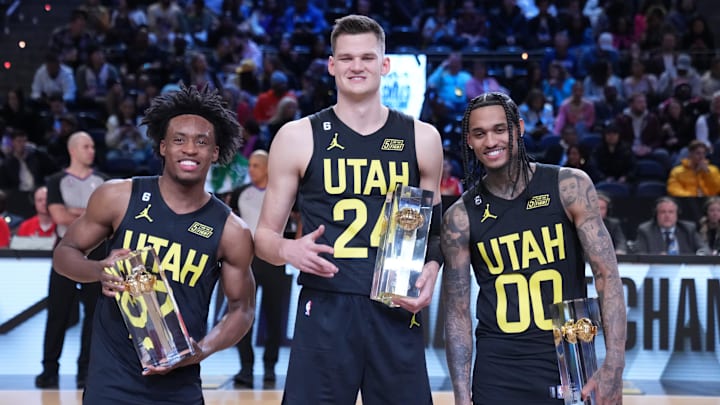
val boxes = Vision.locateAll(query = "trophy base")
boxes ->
[140,348,194,370]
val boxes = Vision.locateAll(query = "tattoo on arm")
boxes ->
[441,202,473,403]
[559,169,626,397]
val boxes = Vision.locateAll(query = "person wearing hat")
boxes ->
[578,31,619,78]
[658,53,702,100]
[253,70,296,124]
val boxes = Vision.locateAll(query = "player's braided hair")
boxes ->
[142,83,242,165]
[460,92,531,198]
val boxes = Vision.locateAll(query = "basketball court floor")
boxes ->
[2,311,720,404]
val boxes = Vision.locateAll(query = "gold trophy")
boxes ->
[371,185,434,306]
[106,246,194,369]
[550,297,603,405]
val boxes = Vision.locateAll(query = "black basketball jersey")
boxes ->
[84,176,230,404]
[464,164,585,404]
[298,107,420,294]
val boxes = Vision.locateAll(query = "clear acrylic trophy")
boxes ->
[371,185,434,306]
[106,246,194,369]
[550,297,603,405]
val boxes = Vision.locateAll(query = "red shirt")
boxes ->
[0,219,9,247]
[16,216,56,237]
[252,90,295,123]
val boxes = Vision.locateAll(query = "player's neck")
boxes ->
[333,97,388,135]
[482,164,533,200]
[157,175,211,214]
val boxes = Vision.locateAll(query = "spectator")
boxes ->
[543,125,578,166]
[46,113,79,169]
[594,84,627,129]
[106,0,148,47]
[646,30,679,76]
[682,15,715,72]
[48,8,95,69]
[623,58,658,104]
[183,51,223,92]
[563,143,602,183]
[554,81,595,137]
[578,32,620,78]
[440,157,462,197]
[0,212,9,247]
[701,57,720,101]
[0,87,43,146]
[246,0,285,44]
[488,0,528,49]
[420,0,456,48]
[583,58,623,104]
[16,186,56,238]
[666,140,720,197]
[74,45,120,110]
[659,96,695,158]
[698,196,720,255]
[454,0,489,49]
[465,60,508,101]
[30,53,77,106]
[527,0,558,49]
[104,95,151,166]
[597,192,627,254]
[267,96,299,147]
[519,88,555,143]
[0,129,58,192]
[283,0,327,47]
[253,70,295,125]
[615,92,665,162]
[540,31,578,79]
[657,53,702,101]
[35,132,108,389]
[542,61,575,111]
[590,124,635,184]
[694,90,720,159]
[633,196,709,255]
[147,0,182,36]
[178,0,218,47]
[427,52,473,122]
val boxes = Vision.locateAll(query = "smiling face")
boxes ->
[466,105,524,173]
[159,114,219,186]
[328,32,389,100]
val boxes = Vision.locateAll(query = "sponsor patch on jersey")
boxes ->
[526,194,551,210]
[188,222,214,238]
[381,138,404,151]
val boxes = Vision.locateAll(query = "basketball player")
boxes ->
[441,92,626,404]
[52,85,256,403]
[254,15,444,404]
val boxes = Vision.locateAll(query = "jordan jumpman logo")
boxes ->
[481,203,497,223]
[134,204,154,222]
[326,133,345,150]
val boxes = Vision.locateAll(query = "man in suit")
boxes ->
[634,196,710,255]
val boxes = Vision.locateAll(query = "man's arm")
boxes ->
[53,180,131,282]
[254,118,337,277]
[441,200,473,405]
[558,168,626,404]
[197,214,255,359]
[393,119,444,313]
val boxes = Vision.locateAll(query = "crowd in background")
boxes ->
[0,0,719,253]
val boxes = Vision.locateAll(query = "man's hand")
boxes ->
[142,339,205,376]
[99,249,131,298]
[392,261,440,314]
[282,225,338,278]
[581,361,624,405]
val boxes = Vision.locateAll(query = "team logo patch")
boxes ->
[326,133,345,151]
[381,138,404,151]
[526,194,551,210]
[188,222,214,238]
[304,300,312,316]
[134,204,153,222]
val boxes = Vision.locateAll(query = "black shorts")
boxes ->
[282,287,432,405]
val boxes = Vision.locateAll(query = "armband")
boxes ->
[424,203,444,267]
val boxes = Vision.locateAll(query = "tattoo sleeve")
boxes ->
[441,201,473,404]
[559,168,626,402]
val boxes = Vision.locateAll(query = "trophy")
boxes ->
[550,297,603,405]
[106,246,195,369]
[371,185,434,306]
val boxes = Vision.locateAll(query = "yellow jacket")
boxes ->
[666,158,720,197]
